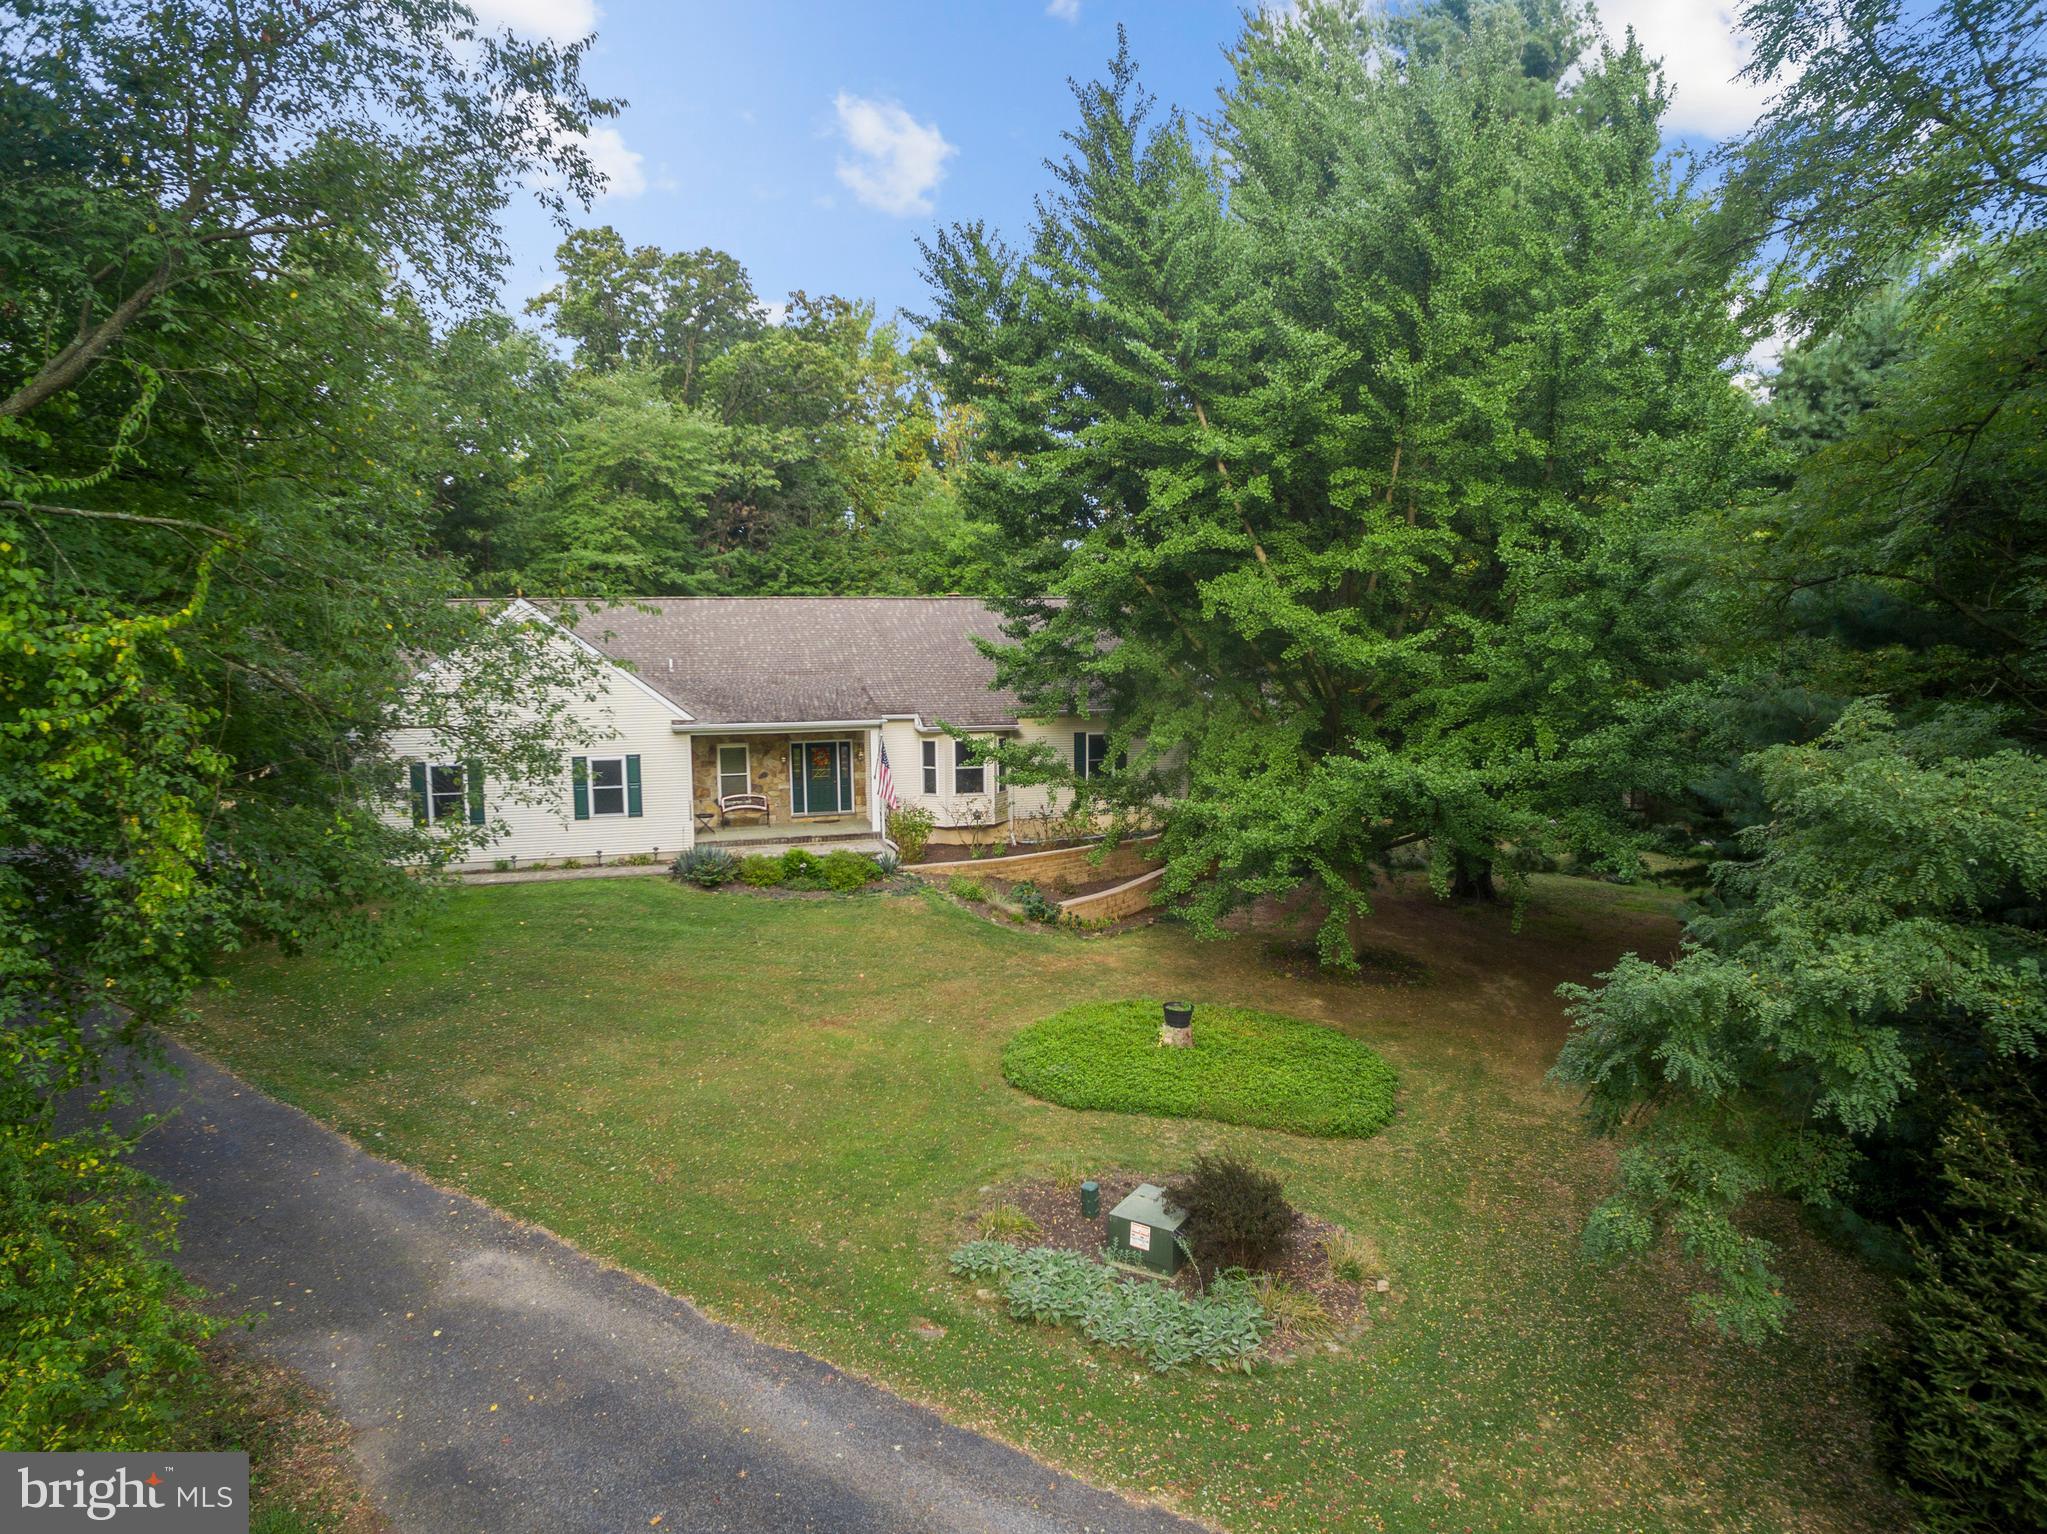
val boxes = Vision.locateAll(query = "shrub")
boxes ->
[949,1239,1024,1283]
[1011,880,1058,922]
[977,1203,1041,1240]
[1002,1000,1398,1138]
[947,1242,1269,1371]
[672,846,738,887]
[1166,1155,1295,1272]
[874,849,900,877]
[886,804,936,862]
[1259,1279,1334,1341]
[948,875,987,903]
[1881,1088,2047,1534]
[779,848,822,886]
[0,1119,220,1448]
[1326,1229,1382,1287]
[817,850,883,891]
[736,855,786,888]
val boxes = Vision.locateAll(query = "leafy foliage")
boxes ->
[735,854,787,888]
[0,1114,219,1449]
[1009,880,1058,923]
[1715,0,2047,325]
[886,804,937,862]
[947,1241,1270,1372]
[1557,703,2047,1335]
[1556,0,2047,1341]
[1166,1155,1296,1273]
[481,238,1003,598]
[1879,1082,2047,1534]
[1002,1001,1397,1138]
[0,0,610,1138]
[947,875,988,903]
[814,850,885,892]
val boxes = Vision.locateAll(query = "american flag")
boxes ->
[876,739,900,810]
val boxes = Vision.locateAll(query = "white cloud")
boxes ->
[465,0,599,42]
[582,123,645,199]
[1046,0,1081,20]
[831,93,957,217]
[1592,2,1781,139]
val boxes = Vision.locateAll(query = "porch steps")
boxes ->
[698,831,889,859]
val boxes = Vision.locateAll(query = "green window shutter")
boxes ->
[1074,732,1087,776]
[625,754,643,817]
[408,761,429,825]
[790,745,806,815]
[838,744,852,810]
[571,755,590,820]
[466,761,486,825]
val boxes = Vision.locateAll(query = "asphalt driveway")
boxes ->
[112,1037,1206,1534]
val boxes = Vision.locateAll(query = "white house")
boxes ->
[390,597,1116,869]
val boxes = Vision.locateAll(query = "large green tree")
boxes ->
[514,247,999,597]
[1713,0,2047,325]
[1,1,612,1113]
[1552,0,2047,1346]
[921,1,1754,961]
[524,226,765,404]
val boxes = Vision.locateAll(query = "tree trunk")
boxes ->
[1449,852,1498,903]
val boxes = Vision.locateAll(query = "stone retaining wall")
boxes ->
[910,834,1161,892]
[1058,866,1165,922]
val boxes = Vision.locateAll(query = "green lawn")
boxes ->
[182,875,1903,1534]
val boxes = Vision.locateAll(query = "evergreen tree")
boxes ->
[921,1,1754,960]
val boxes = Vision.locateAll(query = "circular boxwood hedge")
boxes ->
[1001,1000,1397,1138]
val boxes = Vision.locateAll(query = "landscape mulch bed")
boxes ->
[971,1171,1384,1360]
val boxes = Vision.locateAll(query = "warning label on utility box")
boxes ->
[1128,1223,1152,1251]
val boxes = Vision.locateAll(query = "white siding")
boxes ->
[389,644,694,871]
[878,713,1094,832]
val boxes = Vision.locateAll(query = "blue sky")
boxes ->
[474,2,1776,328]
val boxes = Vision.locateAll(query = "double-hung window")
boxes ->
[570,753,642,819]
[424,762,470,824]
[588,755,628,817]
[717,744,751,799]
[954,737,992,795]
[1076,732,1111,779]
[921,739,938,795]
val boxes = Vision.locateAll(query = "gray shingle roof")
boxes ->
[560,597,1029,727]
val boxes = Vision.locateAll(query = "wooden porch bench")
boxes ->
[717,792,773,827]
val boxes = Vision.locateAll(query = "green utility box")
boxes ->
[1105,1184,1188,1277]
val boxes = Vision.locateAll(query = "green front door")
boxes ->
[792,740,853,815]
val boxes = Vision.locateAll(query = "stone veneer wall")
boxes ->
[691,732,869,827]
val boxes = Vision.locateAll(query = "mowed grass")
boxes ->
[1003,999,1398,1137]
[181,876,1904,1534]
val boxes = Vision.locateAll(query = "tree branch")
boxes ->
[2,499,239,543]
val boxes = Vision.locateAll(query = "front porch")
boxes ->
[688,729,884,848]
[694,819,886,856]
